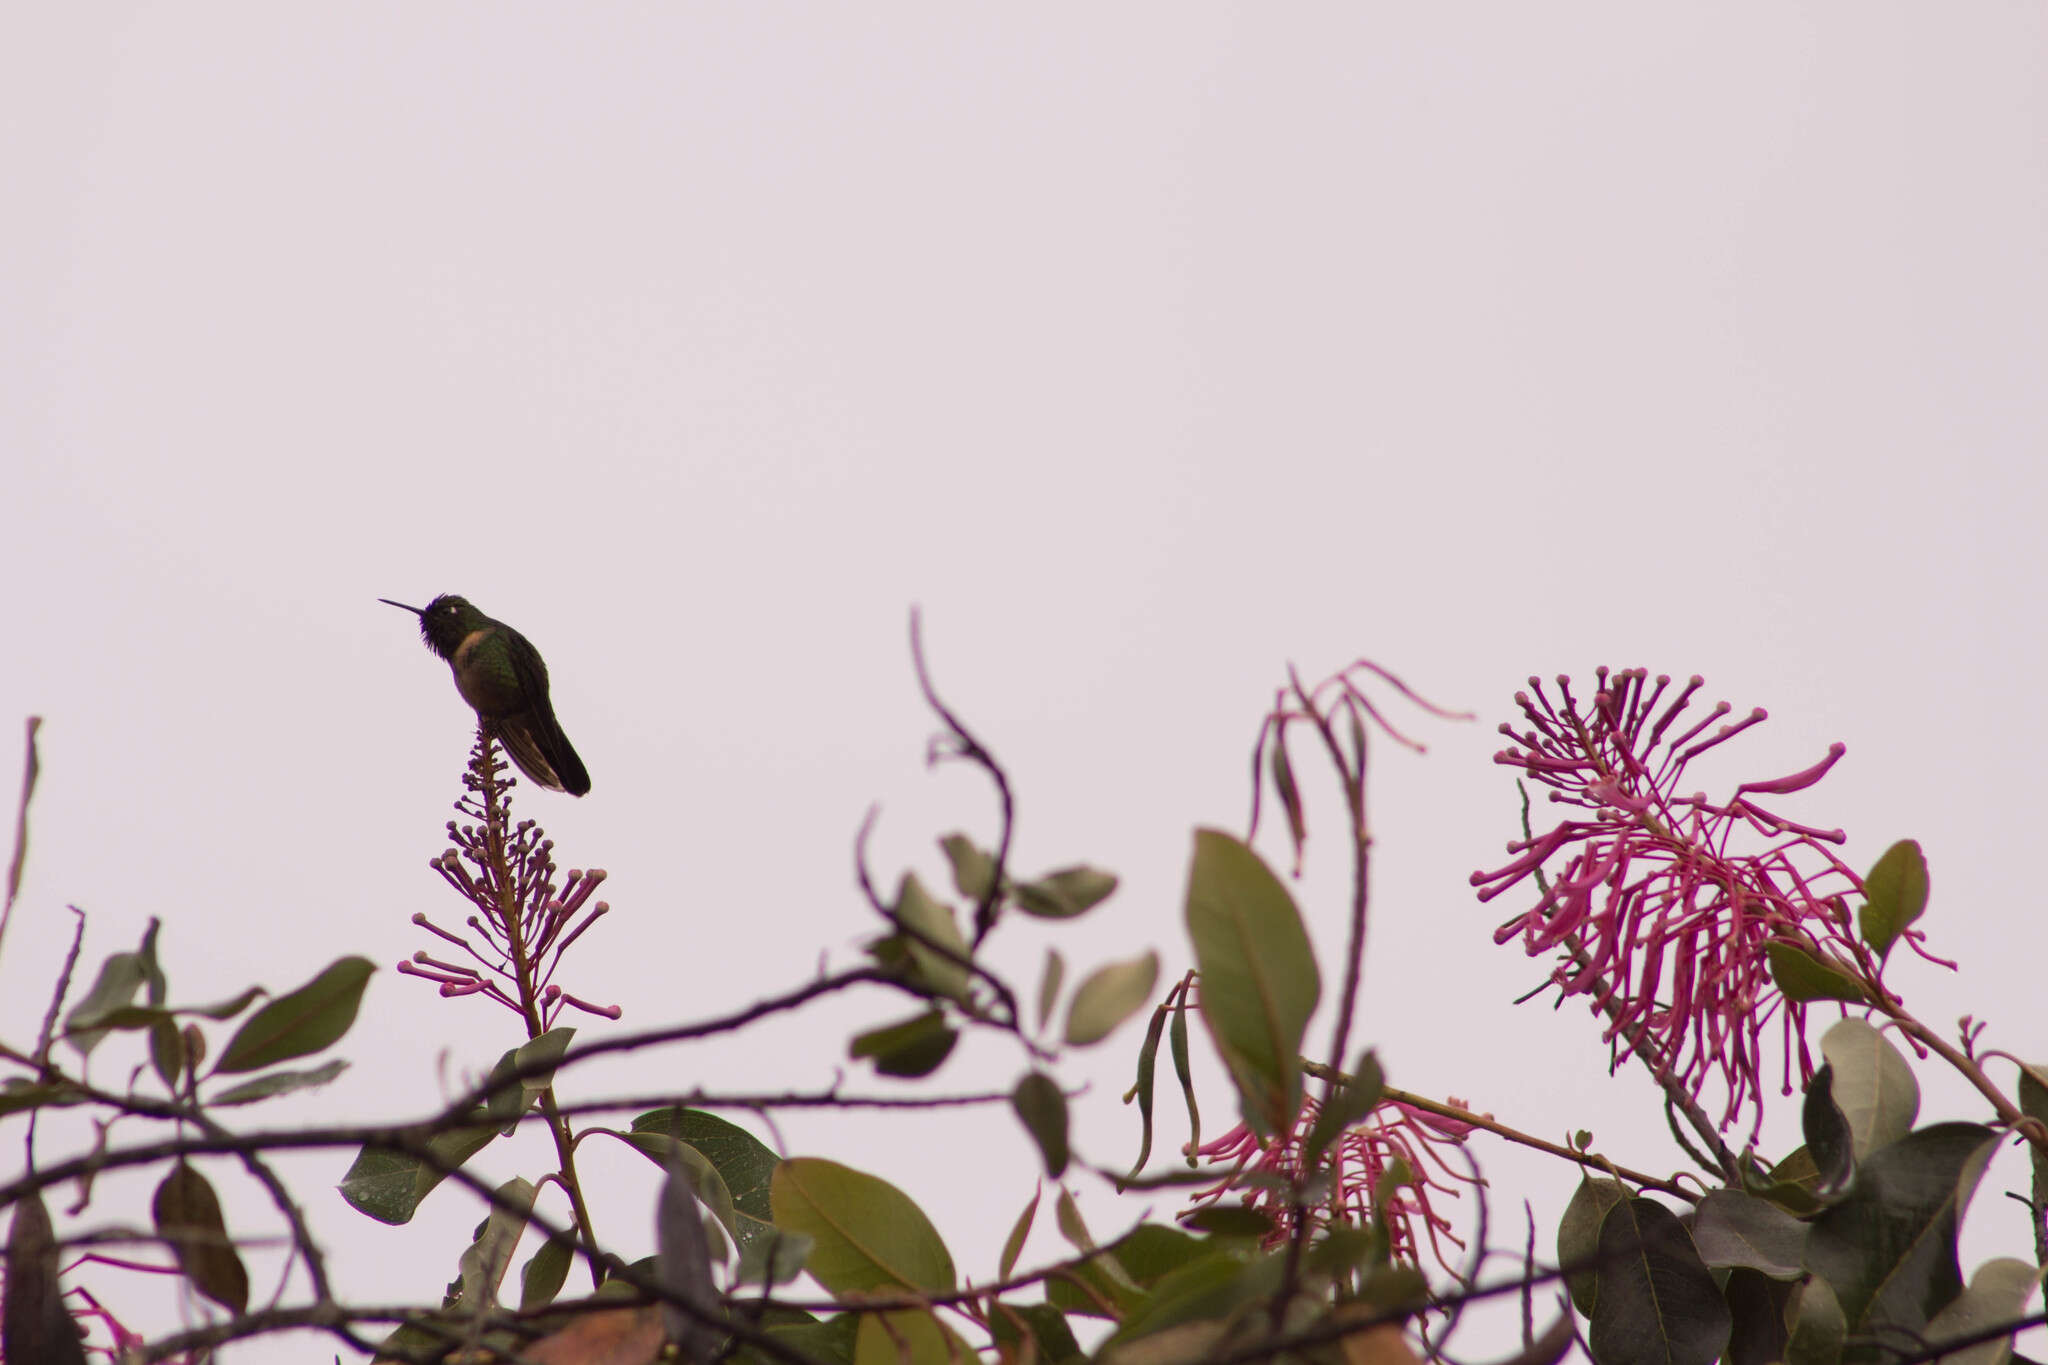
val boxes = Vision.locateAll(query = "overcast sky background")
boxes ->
[4,6,2046,1360]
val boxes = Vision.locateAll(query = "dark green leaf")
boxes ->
[1723,1267,1793,1365]
[1803,1122,1997,1352]
[889,875,971,1000]
[1558,1176,1628,1315]
[770,1158,955,1294]
[1820,1017,1918,1160]
[454,1177,533,1311]
[849,1009,957,1079]
[1803,1064,1855,1194]
[4,1190,87,1365]
[852,1308,964,1365]
[1181,1205,1273,1239]
[1858,840,1928,960]
[1114,1224,1229,1283]
[623,1136,741,1246]
[1689,1190,1807,1279]
[1065,951,1160,1047]
[483,1026,575,1127]
[2020,1065,2048,1269]
[97,988,266,1031]
[336,1120,499,1225]
[152,1162,249,1314]
[1013,1072,1070,1177]
[213,956,375,1073]
[1587,1197,1730,1365]
[992,1303,1084,1365]
[518,1234,575,1311]
[149,1020,183,1093]
[632,1108,779,1252]
[1183,830,1320,1138]
[1766,941,1871,1005]
[208,1059,348,1106]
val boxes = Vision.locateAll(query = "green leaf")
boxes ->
[1012,1072,1070,1178]
[213,956,375,1074]
[208,1059,349,1106]
[1922,1258,2043,1365]
[631,1108,779,1252]
[736,1228,814,1287]
[1723,1267,1793,1365]
[1786,1276,1847,1365]
[938,833,996,902]
[1819,1017,1919,1160]
[2020,1065,2048,1269]
[1688,1190,1808,1279]
[992,1303,1084,1365]
[770,1158,956,1295]
[1037,947,1066,1034]
[1587,1197,1730,1365]
[152,1162,249,1315]
[62,950,148,1058]
[1803,1122,1998,1349]
[1064,951,1161,1047]
[999,1185,1041,1281]
[1181,1205,1273,1239]
[1858,840,1929,959]
[518,1234,575,1311]
[849,1009,957,1079]
[1767,940,1871,1004]
[3,1189,87,1365]
[149,1020,184,1092]
[889,874,971,1001]
[1114,1224,1232,1283]
[1182,830,1320,1138]
[1803,1063,1855,1194]
[1558,1176,1628,1315]
[336,1120,499,1225]
[97,987,266,1031]
[483,1026,575,1127]
[1013,866,1119,919]
[622,1136,741,1248]
[1305,1050,1385,1165]
[853,1309,965,1365]
[455,1177,534,1311]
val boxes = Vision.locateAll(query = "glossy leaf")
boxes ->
[1803,1122,1997,1345]
[1858,840,1928,960]
[1820,1017,1918,1159]
[1766,941,1870,1005]
[1065,951,1160,1047]
[770,1158,955,1295]
[624,1136,741,1247]
[1688,1190,1807,1279]
[214,956,375,1073]
[153,1162,249,1314]
[849,1009,957,1078]
[1013,1072,1070,1177]
[1587,1197,1729,1365]
[337,1119,499,1225]
[632,1108,779,1252]
[209,1059,349,1107]
[1921,1257,2043,1365]
[1183,829,1320,1137]
[1558,1176,1628,1314]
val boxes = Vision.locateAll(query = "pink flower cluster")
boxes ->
[1470,669,1905,1135]
[1185,1096,1478,1274]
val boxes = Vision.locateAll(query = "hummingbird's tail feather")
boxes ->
[491,712,591,798]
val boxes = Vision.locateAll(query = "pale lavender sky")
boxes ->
[3,6,2045,1359]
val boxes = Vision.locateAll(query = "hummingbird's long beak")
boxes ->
[377,598,424,615]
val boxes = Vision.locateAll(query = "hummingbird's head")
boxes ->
[379,594,485,660]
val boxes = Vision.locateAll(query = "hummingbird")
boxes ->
[379,594,591,796]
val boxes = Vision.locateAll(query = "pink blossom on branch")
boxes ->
[1468,668,1942,1137]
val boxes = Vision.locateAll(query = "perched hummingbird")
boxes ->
[379,594,591,796]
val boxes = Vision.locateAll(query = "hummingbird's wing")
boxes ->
[496,628,592,797]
